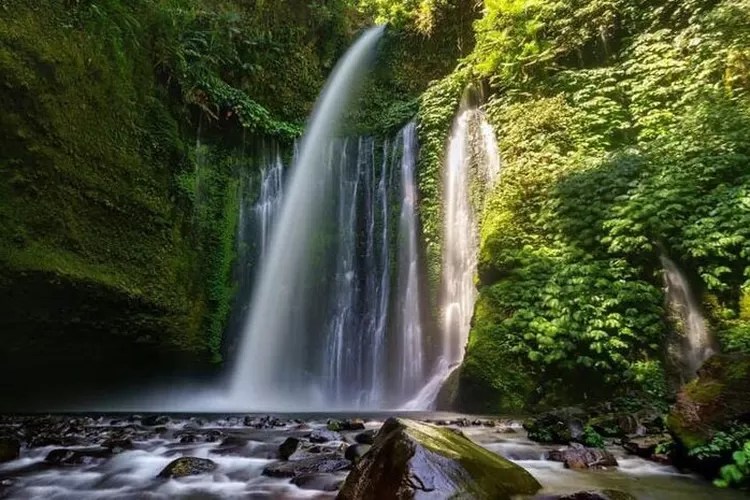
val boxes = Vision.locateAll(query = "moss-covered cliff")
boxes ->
[0,0,356,396]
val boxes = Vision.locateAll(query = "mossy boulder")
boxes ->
[337,418,541,499]
[524,408,587,444]
[157,457,217,478]
[666,354,750,450]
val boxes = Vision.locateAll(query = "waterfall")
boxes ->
[396,123,425,397]
[230,27,385,409]
[661,255,718,379]
[404,104,501,410]
[255,148,284,258]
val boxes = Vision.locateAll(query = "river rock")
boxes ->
[524,408,586,444]
[622,434,671,458]
[263,453,350,478]
[279,437,300,460]
[536,490,636,500]
[45,447,111,465]
[337,417,541,499]
[667,354,750,449]
[342,419,366,431]
[0,437,20,462]
[355,429,377,445]
[158,457,217,478]
[310,429,343,443]
[345,444,371,463]
[547,444,618,470]
[141,415,170,427]
[292,472,345,492]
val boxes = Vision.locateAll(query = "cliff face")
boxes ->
[0,0,472,404]
[0,0,348,400]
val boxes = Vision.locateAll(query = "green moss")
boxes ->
[399,419,541,497]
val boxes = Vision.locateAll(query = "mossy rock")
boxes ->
[667,354,750,450]
[523,408,587,444]
[157,457,217,478]
[337,418,541,499]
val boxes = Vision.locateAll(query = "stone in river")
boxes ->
[0,437,20,462]
[263,453,350,478]
[279,437,300,460]
[546,444,618,470]
[337,417,541,499]
[158,457,217,478]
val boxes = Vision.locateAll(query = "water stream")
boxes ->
[661,255,718,379]
[405,104,501,409]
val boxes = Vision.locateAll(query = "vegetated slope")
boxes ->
[414,0,750,411]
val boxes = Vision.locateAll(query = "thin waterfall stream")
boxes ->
[404,104,501,410]
[661,255,718,379]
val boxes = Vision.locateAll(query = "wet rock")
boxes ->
[0,437,20,462]
[280,437,300,460]
[524,408,587,444]
[310,429,343,443]
[141,415,170,427]
[667,354,750,450]
[263,453,350,478]
[158,457,217,478]
[179,434,199,444]
[341,419,366,431]
[219,435,248,448]
[547,444,618,470]
[537,490,636,500]
[622,434,671,458]
[345,444,371,463]
[355,430,377,445]
[292,472,345,492]
[45,447,111,465]
[337,418,541,499]
[482,420,497,427]
[102,437,133,453]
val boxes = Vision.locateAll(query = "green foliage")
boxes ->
[581,425,605,448]
[416,69,469,298]
[432,0,750,409]
[715,441,750,489]
[688,425,750,462]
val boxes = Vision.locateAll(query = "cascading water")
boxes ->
[661,255,718,379]
[254,148,284,257]
[395,123,425,397]
[404,103,501,410]
[230,26,385,409]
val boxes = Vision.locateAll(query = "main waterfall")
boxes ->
[230,27,385,409]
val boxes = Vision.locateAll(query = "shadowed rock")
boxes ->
[263,453,350,478]
[0,438,20,462]
[337,418,540,499]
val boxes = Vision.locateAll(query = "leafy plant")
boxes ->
[715,441,750,489]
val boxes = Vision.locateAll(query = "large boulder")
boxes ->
[337,418,541,499]
[667,354,750,449]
